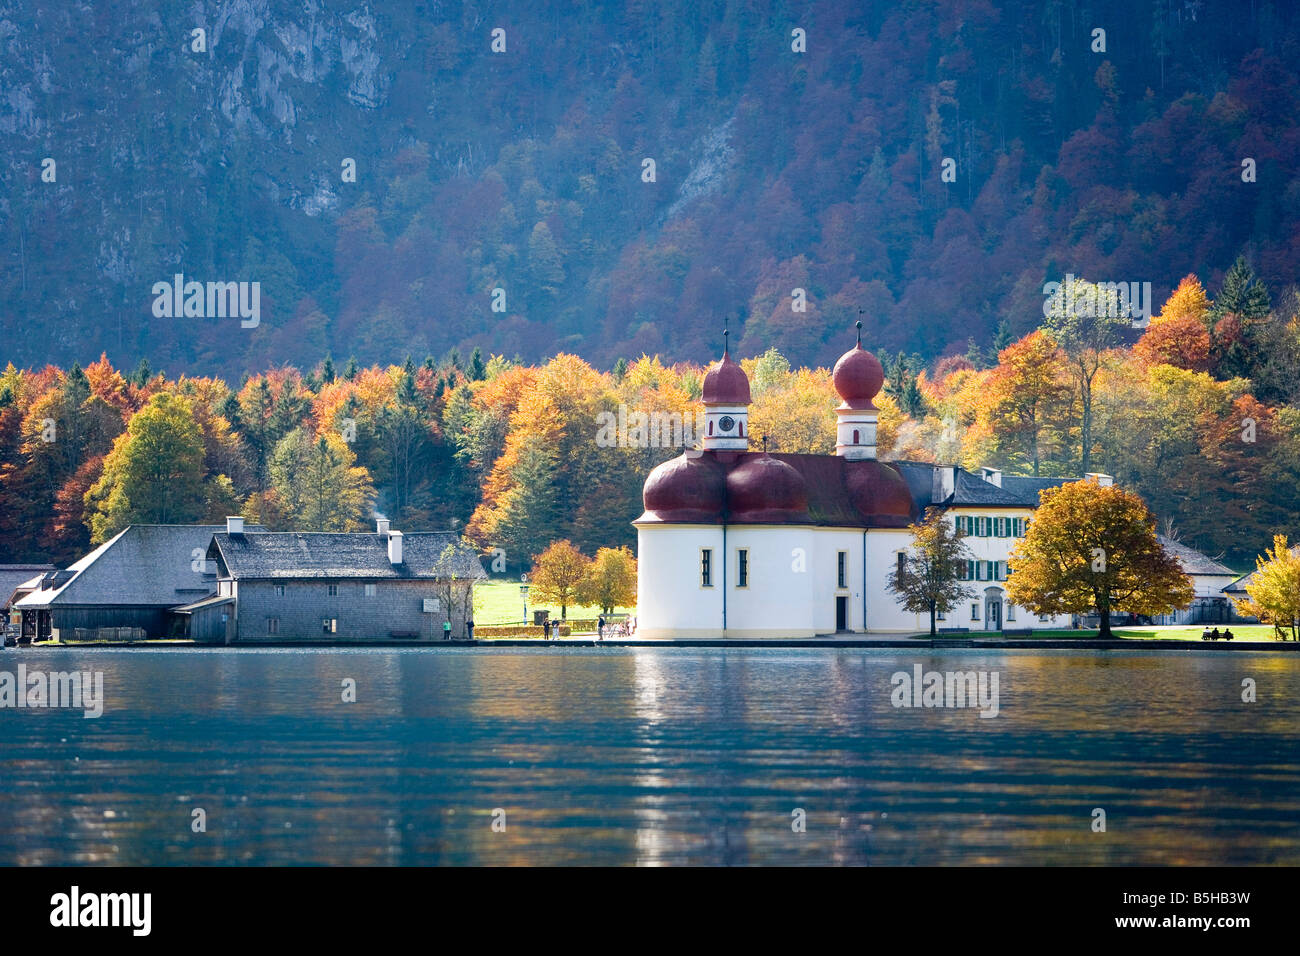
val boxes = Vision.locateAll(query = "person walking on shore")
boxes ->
[443,620,451,640]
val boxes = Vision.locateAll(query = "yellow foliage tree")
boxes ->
[1233,535,1300,640]
[1155,273,1212,327]
[577,546,638,614]
[1006,479,1193,637]
[529,539,592,619]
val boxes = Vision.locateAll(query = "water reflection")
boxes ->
[0,647,1296,865]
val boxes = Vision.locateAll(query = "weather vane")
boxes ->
[855,316,863,347]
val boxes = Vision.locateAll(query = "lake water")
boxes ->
[1,646,1297,865]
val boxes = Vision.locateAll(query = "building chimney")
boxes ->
[1084,473,1114,487]
[388,530,403,566]
[932,465,957,502]
[376,517,390,536]
[226,515,244,535]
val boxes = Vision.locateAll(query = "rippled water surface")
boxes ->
[1,646,1296,865]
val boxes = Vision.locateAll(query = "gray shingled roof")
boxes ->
[13,525,261,609]
[891,461,1071,509]
[1157,536,1236,577]
[209,532,487,580]
[0,564,54,608]
[998,475,1071,505]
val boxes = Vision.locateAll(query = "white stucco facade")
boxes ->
[635,509,1071,638]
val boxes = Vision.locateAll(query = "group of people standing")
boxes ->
[533,615,637,640]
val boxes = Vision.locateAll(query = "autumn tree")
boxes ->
[968,331,1072,476]
[887,507,974,637]
[84,392,207,542]
[1042,279,1131,473]
[529,539,591,620]
[577,546,637,614]
[267,428,374,531]
[1232,535,1300,640]
[1006,480,1193,638]
[1134,315,1213,371]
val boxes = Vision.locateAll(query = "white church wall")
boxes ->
[635,524,726,639]
[724,526,817,637]
[864,528,926,632]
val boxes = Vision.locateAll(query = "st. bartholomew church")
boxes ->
[634,328,1086,637]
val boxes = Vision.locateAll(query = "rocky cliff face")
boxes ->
[1,1,1297,378]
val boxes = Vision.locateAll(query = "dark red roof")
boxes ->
[726,454,808,522]
[832,346,884,410]
[641,452,727,522]
[702,351,751,405]
[637,451,915,528]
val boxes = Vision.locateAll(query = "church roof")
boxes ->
[637,450,916,528]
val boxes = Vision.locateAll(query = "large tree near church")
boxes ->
[888,507,974,637]
[1006,480,1192,638]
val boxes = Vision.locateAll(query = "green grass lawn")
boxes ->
[928,625,1290,642]
[1113,624,1287,642]
[473,578,635,626]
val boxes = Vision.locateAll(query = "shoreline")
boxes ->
[10,637,1299,651]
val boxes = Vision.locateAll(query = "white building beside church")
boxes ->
[633,332,1077,637]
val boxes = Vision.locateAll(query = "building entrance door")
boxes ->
[985,597,1002,631]
[835,596,848,631]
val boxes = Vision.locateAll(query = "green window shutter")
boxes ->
[956,515,965,535]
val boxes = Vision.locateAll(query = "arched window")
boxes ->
[853,429,860,443]
[738,421,744,436]
[708,420,713,435]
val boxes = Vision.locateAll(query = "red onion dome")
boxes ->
[832,346,885,409]
[726,454,809,523]
[845,460,916,526]
[702,351,751,405]
[641,452,726,523]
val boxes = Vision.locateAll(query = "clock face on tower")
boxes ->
[718,415,736,432]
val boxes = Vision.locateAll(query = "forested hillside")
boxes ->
[3,0,1299,377]
[3,260,1298,568]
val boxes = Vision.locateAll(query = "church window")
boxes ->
[701,549,713,587]
[737,549,748,588]
[837,551,848,589]
[853,429,860,443]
